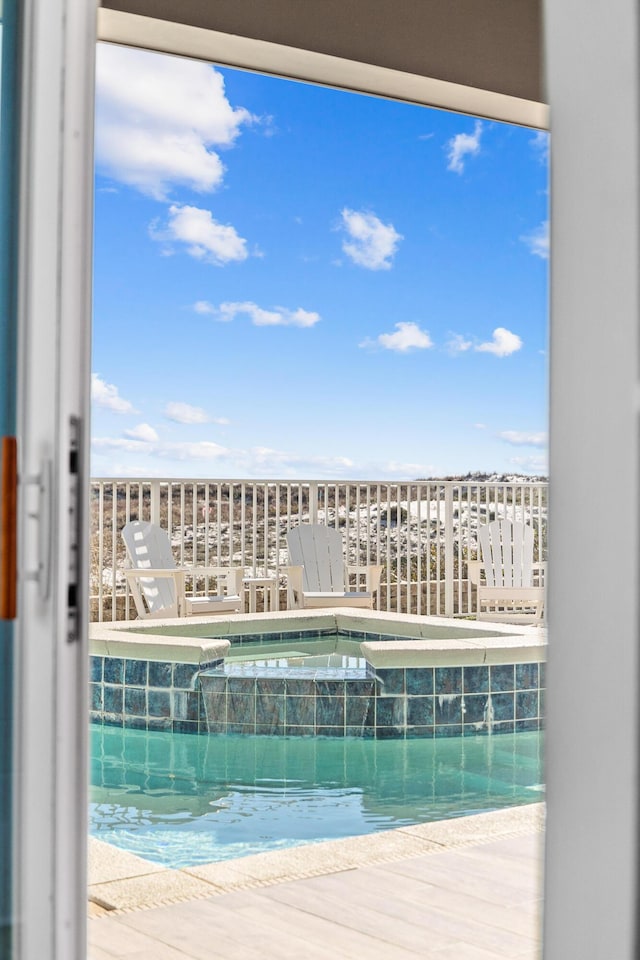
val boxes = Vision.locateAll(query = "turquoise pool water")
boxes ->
[90,723,544,868]
[221,634,370,677]
[226,653,369,670]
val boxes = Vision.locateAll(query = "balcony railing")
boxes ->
[90,478,548,623]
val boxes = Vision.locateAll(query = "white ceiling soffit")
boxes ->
[97,8,549,130]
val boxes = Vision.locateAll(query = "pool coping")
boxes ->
[89,608,546,667]
[88,801,545,916]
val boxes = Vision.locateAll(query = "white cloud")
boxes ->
[90,437,440,481]
[475,327,523,357]
[163,441,229,461]
[253,447,353,469]
[446,120,482,174]
[94,44,253,200]
[446,333,473,355]
[508,454,548,474]
[89,441,354,479]
[91,374,135,414]
[164,402,209,424]
[339,208,403,270]
[378,460,436,476]
[151,204,248,265]
[530,130,549,164]
[193,300,216,315]
[362,321,433,353]
[125,423,159,443]
[90,460,170,479]
[499,430,547,447]
[206,300,320,328]
[164,402,229,425]
[92,437,151,453]
[521,220,549,259]
[234,446,356,478]
[92,436,229,461]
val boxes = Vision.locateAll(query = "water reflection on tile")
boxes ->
[316,696,344,727]
[435,667,462,695]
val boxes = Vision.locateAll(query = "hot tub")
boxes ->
[89,608,545,738]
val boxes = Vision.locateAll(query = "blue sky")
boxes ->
[91,43,549,480]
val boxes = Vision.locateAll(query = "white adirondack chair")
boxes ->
[285,524,383,610]
[468,519,545,624]
[122,520,243,619]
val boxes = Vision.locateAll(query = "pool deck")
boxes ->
[88,802,544,959]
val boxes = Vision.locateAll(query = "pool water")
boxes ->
[225,634,365,664]
[221,634,371,676]
[227,652,369,670]
[90,723,544,868]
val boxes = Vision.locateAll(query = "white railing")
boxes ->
[90,477,548,622]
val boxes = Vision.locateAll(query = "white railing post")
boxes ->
[149,480,161,527]
[308,482,318,523]
[97,481,104,623]
[444,482,454,617]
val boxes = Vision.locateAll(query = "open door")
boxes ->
[0,5,19,953]
[1,1,97,957]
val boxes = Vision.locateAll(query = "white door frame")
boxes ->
[97,6,640,956]
[543,1,639,957]
[13,2,96,958]
[12,2,640,957]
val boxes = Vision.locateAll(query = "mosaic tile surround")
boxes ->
[90,629,545,739]
[90,655,223,734]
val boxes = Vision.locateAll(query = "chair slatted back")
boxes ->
[479,519,534,588]
[286,525,346,592]
[122,520,177,615]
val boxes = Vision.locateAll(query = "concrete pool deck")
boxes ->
[88,802,544,959]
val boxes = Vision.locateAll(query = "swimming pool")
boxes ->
[90,721,544,868]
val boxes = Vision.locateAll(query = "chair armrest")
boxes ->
[223,567,244,596]
[469,560,546,587]
[124,568,184,581]
[123,567,185,618]
[283,565,303,584]
[347,564,383,593]
[284,565,304,608]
